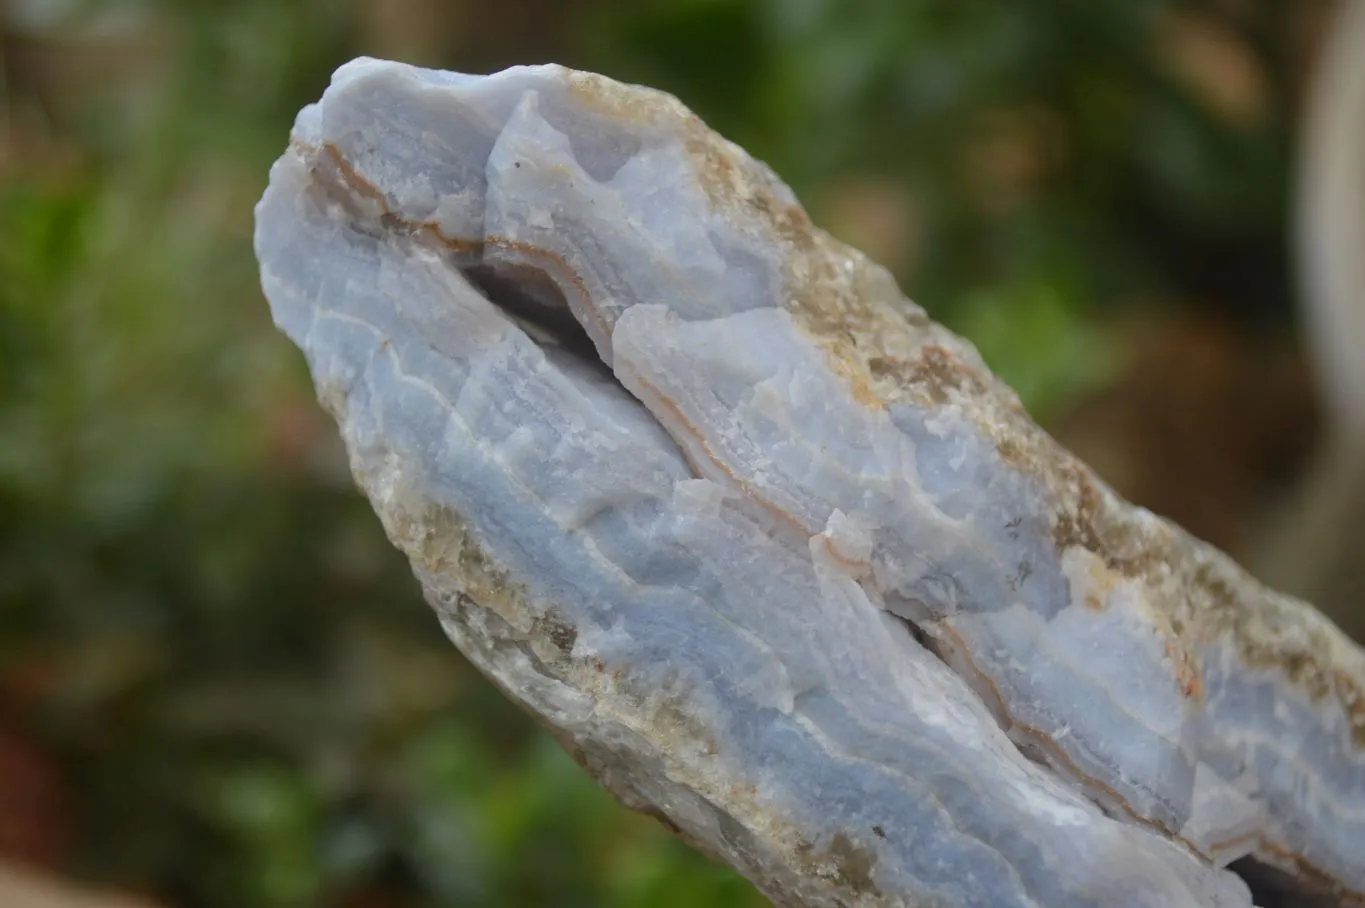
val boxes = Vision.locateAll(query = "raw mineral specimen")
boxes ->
[254,58,1365,907]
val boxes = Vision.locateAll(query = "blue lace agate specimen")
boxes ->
[256,59,1365,907]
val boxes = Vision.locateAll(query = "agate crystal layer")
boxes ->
[254,59,1365,907]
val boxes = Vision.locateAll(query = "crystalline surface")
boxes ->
[255,58,1365,906]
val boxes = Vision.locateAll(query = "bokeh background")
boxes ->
[0,0,1353,906]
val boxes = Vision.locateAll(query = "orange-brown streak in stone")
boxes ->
[933,622,1187,844]
[621,367,816,543]
[1163,636,1205,702]
[817,535,871,573]
[311,141,614,346]
[1251,838,1365,906]
[321,142,391,206]
[482,237,613,348]
[1207,828,1261,863]
[931,622,1012,724]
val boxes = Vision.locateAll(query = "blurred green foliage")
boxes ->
[0,0,1309,905]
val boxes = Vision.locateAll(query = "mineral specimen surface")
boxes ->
[254,58,1365,907]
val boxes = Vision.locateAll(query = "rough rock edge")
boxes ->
[279,62,1365,904]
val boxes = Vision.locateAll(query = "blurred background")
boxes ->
[0,0,1359,906]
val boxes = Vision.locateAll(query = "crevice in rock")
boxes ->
[461,260,613,385]
[882,593,1012,737]
[1227,855,1342,908]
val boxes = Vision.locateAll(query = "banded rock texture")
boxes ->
[254,59,1365,907]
